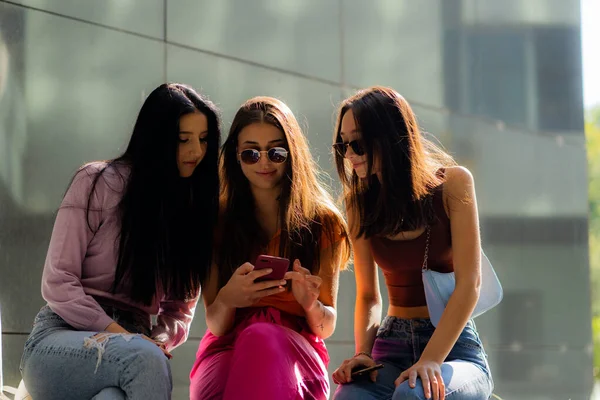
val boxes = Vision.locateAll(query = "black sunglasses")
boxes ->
[238,147,289,164]
[333,140,365,157]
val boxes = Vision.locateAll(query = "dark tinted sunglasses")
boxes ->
[238,147,289,164]
[333,140,365,157]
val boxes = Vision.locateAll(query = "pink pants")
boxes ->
[189,307,330,400]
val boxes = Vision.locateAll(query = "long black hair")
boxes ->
[83,83,221,305]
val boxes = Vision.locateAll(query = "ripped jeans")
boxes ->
[20,305,172,400]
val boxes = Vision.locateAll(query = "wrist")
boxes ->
[354,351,373,360]
[153,335,167,344]
[215,290,233,311]
[104,322,129,334]
[304,299,321,313]
[419,353,443,365]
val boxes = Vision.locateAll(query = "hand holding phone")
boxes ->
[351,364,384,379]
[332,354,382,385]
[217,262,287,309]
[254,255,290,282]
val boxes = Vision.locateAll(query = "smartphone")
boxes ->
[351,364,384,378]
[254,255,290,282]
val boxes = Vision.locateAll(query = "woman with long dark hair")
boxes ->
[20,83,221,400]
[190,96,351,400]
[331,86,493,400]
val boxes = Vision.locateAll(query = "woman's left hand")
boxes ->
[396,360,445,400]
[141,335,172,359]
[284,259,322,311]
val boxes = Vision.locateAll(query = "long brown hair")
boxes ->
[333,86,456,239]
[218,96,350,287]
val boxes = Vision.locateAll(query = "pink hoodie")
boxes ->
[41,162,198,351]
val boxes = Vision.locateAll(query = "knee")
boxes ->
[393,381,426,400]
[117,337,172,395]
[236,323,285,351]
[126,338,171,377]
[92,387,127,400]
[233,323,291,368]
[333,384,373,400]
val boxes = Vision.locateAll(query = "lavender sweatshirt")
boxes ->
[41,162,198,350]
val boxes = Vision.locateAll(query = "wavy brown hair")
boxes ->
[218,96,350,287]
[333,86,456,239]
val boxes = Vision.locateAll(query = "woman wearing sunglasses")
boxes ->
[331,87,493,400]
[190,96,350,400]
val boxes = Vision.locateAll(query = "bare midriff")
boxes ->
[388,305,430,319]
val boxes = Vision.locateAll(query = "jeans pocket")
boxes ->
[375,324,387,338]
[33,305,61,325]
[376,318,393,338]
[33,306,72,330]
[455,334,483,351]
[455,324,483,351]
[448,326,490,376]
[20,339,33,374]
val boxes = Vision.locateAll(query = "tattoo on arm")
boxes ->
[311,304,326,332]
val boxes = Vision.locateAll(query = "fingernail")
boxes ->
[280,280,286,284]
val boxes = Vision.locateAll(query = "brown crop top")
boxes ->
[369,185,453,307]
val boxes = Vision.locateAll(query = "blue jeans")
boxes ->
[334,317,493,400]
[20,305,172,400]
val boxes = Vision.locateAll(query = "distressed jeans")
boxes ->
[334,317,493,400]
[20,305,172,400]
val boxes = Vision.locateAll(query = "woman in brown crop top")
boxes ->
[331,87,493,400]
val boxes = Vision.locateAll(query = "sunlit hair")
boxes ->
[333,86,456,238]
[218,96,350,287]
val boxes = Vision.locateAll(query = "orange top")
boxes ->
[252,226,344,317]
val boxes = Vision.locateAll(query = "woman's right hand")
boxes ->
[217,262,286,309]
[105,323,172,359]
[332,353,378,384]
